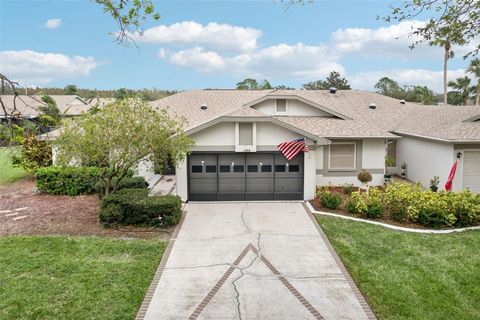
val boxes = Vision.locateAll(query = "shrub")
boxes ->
[99,189,182,227]
[95,176,148,194]
[357,170,373,184]
[317,190,342,209]
[345,192,367,214]
[365,188,385,218]
[11,135,52,172]
[98,204,123,227]
[343,183,355,195]
[35,166,100,196]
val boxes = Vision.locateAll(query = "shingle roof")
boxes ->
[0,95,96,117]
[150,89,480,141]
[0,95,45,118]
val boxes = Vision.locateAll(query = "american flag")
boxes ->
[277,138,309,160]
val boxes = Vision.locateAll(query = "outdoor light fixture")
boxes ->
[457,152,462,159]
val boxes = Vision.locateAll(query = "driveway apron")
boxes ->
[141,202,374,320]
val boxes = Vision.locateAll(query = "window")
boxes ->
[247,165,258,172]
[192,165,203,173]
[220,165,230,173]
[239,123,253,145]
[329,143,356,170]
[289,165,300,172]
[233,165,244,173]
[275,165,286,172]
[261,165,272,172]
[276,99,287,113]
[205,165,216,173]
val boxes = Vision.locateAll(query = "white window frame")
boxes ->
[275,99,288,115]
[235,122,257,152]
[328,142,356,170]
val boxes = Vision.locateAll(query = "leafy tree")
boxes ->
[404,85,438,105]
[95,0,161,44]
[447,91,464,105]
[374,77,405,99]
[64,85,78,95]
[38,95,61,128]
[274,85,296,90]
[55,98,193,197]
[448,76,474,105]
[302,71,351,90]
[115,88,134,100]
[236,79,272,90]
[374,77,438,105]
[383,0,479,58]
[467,58,480,106]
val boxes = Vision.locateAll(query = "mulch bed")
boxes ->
[0,177,173,239]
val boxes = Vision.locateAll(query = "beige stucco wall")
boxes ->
[315,138,386,187]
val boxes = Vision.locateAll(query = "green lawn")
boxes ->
[317,216,480,320]
[0,147,29,185]
[0,236,166,320]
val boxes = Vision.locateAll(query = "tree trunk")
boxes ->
[443,46,448,105]
[476,82,480,106]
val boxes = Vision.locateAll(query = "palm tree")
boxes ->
[440,39,455,105]
[467,58,480,106]
[448,76,474,106]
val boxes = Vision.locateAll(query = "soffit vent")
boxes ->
[200,104,208,110]
[369,103,377,110]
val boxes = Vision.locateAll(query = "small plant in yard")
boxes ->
[345,192,366,214]
[365,188,385,219]
[11,135,52,172]
[429,176,440,192]
[317,190,342,210]
[343,183,355,195]
[357,170,372,185]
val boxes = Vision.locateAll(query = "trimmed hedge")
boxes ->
[95,176,149,194]
[99,188,182,227]
[35,166,100,196]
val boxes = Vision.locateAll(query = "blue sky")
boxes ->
[0,0,475,91]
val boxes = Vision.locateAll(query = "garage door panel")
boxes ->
[274,177,303,193]
[188,152,304,201]
[463,151,480,193]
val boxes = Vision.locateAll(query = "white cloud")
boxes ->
[0,50,99,85]
[349,68,466,92]
[166,43,343,79]
[331,20,474,59]
[44,18,62,29]
[131,21,262,53]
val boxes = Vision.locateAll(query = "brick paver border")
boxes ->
[303,202,377,320]
[135,209,188,320]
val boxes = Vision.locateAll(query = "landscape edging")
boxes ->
[305,201,480,234]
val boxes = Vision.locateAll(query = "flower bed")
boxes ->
[311,182,480,229]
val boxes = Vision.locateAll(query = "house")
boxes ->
[0,95,106,119]
[37,89,479,201]
[150,89,479,201]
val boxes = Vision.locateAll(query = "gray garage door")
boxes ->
[463,151,480,193]
[188,152,303,201]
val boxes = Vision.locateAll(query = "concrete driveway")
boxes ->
[139,202,375,320]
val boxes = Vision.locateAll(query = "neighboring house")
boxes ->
[150,89,479,201]
[0,95,101,119]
